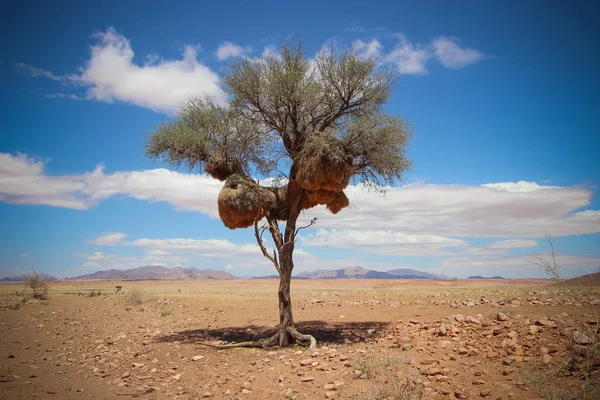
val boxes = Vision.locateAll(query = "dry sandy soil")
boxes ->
[1,279,598,400]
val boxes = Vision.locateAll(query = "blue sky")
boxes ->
[1,0,599,279]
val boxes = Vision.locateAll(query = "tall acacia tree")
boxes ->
[146,41,412,348]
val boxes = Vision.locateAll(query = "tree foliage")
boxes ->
[145,40,411,347]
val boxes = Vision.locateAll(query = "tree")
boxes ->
[23,269,49,300]
[145,41,412,348]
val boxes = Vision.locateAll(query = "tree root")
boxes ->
[287,326,317,352]
[196,332,280,349]
[195,326,317,352]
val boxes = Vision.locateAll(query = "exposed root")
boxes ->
[287,326,317,352]
[196,332,280,349]
[195,327,317,352]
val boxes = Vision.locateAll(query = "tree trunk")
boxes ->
[277,246,295,346]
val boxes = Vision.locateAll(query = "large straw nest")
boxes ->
[295,133,355,192]
[301,189,349,214]
[218,174,275,229]
[205,152,243,181]
[268,185,290,221]
[326,191,349,214]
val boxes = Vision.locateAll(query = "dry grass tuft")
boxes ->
[350,351,424,400]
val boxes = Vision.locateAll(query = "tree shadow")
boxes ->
[156,320,390,345]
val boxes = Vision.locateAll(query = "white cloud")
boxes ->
[384,35,430,74]
[432,36,485,69]
[89,252,105,260]
[83,231,318,275]
[262,45,278,59]
[481,181,557,193]
[354,39,383,59]
[18,27,226,114]
[131,237,259,257]
[352,34,484,75]
[216,41,252,60]
[487,239,538,249]
[20,253,29,257]
[441,252,600,279]
[14,63,66,82]
[90,232,128,246]
[0,153,222,214]
[299,182,600,238]
[1,153,599,239]
[301,229,468,256]
[17,30,486,115]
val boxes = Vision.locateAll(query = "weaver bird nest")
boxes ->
[218,174,275,229]
[205,152,243,181]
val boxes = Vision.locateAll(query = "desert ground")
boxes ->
[1,278,598,400]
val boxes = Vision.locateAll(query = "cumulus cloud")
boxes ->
[17,27,226,114]
[83,232,317,274]
[14,63,67,82]
[352,34,485,75]
[487,239,538,249]
[1,153,599,240]
[354,39,383,59]
[441,252,600,279]
[301,229,468,256]
[17,29,486,114]
[90,232,128,246]
[0,153,222,215]
[384,35,430,74]
[216,41,252,60]
[300,182,600,238]
[432,36,485,69]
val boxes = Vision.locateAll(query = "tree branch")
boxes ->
[254,221,280,274]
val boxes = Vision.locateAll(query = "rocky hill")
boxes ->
[296,266,445,279]
[67,266,236,280]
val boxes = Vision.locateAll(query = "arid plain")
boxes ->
[1,278,598,400]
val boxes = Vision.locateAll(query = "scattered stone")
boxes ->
[529,325,539,335]
[434,325,447,336]
[402,344,412,351]
[301,377,314,382]
[191,355,204,361]
[542,354,552,364]
[497,313,508,321]
[300,359,313,366]
[573,331,592,345]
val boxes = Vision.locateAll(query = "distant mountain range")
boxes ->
[0,265,457,282]
[295,266,448,280]
[467,275,506,280]
[66,265,236,280]
[0,272,58,282]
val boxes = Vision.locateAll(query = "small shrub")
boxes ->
[352,352,375,379]
[8,302,21,310]
[115,285,122,294]
[160,309,173,317]
[369,376,424,400]
[22,270,49,300]
[126,288,145,305]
